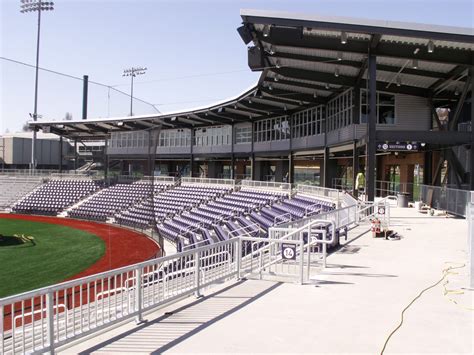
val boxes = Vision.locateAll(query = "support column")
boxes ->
[31,129,37,171]
[288,114,293,184]
[147,132,153,176]
[190,128,194,177]
[74,139,78,171]
[469,68,474,190]
[231,155,235,179]
[104,136,109,180]
[59,136,63,172]
[288,153,294,184]
[423,151,432,185]
[323,146,329,187]
[231,124,235,179]
[367,52,377,202]
[82,75,88,120]
[352,140,359,196]
[251,121,255,180]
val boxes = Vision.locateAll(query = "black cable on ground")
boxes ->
[380,263,466,354]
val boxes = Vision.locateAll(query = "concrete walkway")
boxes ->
[60,208,473,354]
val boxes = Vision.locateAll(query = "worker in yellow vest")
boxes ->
[355,171,365,195]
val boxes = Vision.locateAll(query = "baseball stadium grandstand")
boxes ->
[0,8,473,355]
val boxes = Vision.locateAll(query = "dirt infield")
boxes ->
[0,214,160,280]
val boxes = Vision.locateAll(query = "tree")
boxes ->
[64,112,73,121]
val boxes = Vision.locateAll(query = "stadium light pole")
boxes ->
[122,67,147,116]
[20,0,54,171]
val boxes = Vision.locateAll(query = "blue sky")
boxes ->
[1,0,473,133]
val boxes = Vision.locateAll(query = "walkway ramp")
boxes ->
[60,207,472,354]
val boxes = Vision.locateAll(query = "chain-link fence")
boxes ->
[420,184,469,217]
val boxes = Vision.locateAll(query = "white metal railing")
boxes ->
[270,219,336,268]
[240,180,292,192]
[238,235,305,283]
[228,223,260,239]
[340,192,358,207]
[356,196,392,226]
[274,213,292,225]
[0,169,98,179]
[296,184,340,204]
[0,169,72,176]
[304,203,321,217]
[274,196,390,233]
[275,205,356,231]
[0,239,239,355]
[242,218,337,283]
[181,177,235,187]
[49,174,96,180]
[0,201,374,354]
[140,175,176,184]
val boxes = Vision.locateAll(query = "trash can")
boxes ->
[397,193,409,208]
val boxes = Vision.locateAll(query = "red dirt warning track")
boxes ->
[0,214,160,280]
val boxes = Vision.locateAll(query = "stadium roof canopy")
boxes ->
[32,9,473,140]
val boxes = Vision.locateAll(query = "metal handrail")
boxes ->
[181,177,235,186]
[241,180,292,192]
[304,203,321,216]
[274,213,292,225]
[0,237,240,355]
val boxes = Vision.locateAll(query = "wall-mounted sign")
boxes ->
[377,142,419,152]
[281,243,296,260]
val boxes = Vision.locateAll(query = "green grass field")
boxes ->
[0,219,105,298]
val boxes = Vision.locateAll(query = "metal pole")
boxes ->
[74,140,78,170]
[236,238,242,280]
[82,75,88,120]
[299,232,304,285]
[307,225,311,281]
[251,121,255,180]
[190,128,194,177]
[230,123,235,179]
[46,291,55,354]
[31,4,42,171]
[353,140,359,196]
[59,136,63,172]
[367,52,377,202]
[130,74,134,116]
[135,268,143,324]
[104,136,109,180]
[469,68,474,190]
[194,251,201,297]
[323,146,329,187]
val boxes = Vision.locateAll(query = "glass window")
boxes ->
[360,90,395,125]
[378,93,395,124]
[235,126,251,144]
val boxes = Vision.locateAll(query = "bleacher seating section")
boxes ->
[12,179,100,215]
[115,185,230,230]
[68,181,171,222]
[155,187,337,252]
[6,177,341,252]
[0,176,43,210]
